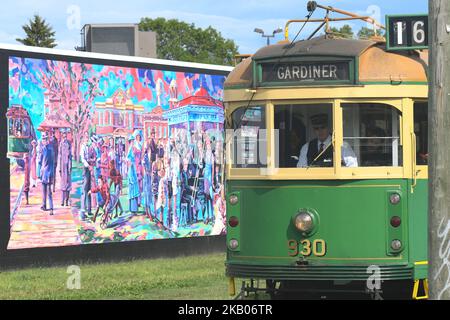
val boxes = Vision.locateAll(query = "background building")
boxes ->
[77,24,157,58]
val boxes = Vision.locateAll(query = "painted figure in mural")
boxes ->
[80,131,93,220]
[211,185,226,235]
[58,130,72,207]
[133,129,143,207]
[39,131,54,215]
[50,129,59,193]
[100,144,110,183]
[114,137,123,173]
[191,139,205,221]
[91,135,103,210]
[157,139,165,162]
[164,157,172,229]
[23,153,31,205]
[212,139,222,194]
[180,157,193,226]
[142,146,153,221]
[109,159,124,218]
[36,138,44,187]
[107,137,116,174]
[151,160,159,217]
[127,135,140,214]
[203,137,214,224]
[156,167,168,227]
[30,140,37,188]
[170,142,181,231]
[90,175,122,229]
[149,129,158,166]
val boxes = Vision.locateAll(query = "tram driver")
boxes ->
[297,114,358,168]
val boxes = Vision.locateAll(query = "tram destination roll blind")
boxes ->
[261,61,350,84]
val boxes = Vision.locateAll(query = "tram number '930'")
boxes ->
[288,239,327,257]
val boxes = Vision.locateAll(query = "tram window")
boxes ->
[230,106,266,168]
[414,101,428,165]
[342,103,402,167]
[274,104,339,168]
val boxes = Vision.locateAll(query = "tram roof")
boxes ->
[225,36,428,89]
[252,36,375,60]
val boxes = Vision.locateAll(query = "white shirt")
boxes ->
[297,135,358,168]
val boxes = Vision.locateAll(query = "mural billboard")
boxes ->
[6,53,229,250]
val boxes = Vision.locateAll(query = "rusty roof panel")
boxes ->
[359,46,428,83]
[252,36,376,60]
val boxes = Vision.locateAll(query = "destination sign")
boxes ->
[261,61,351,84]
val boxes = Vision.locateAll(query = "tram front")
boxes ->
[224,36,429,299]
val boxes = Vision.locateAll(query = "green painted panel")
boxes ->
[227,179,413,267]
[408,179,428,279]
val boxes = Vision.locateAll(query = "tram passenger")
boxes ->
[361,127,390,166]
[297,114,358,168]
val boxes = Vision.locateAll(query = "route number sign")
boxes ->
[386,15,428,51]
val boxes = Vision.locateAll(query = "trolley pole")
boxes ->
[429,0,450,300]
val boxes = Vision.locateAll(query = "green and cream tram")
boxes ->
[224,14,429,299]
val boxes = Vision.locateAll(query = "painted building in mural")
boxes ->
[6,50,230,250]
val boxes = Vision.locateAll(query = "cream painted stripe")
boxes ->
[224,85,428,102]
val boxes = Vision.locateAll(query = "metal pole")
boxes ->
[429,0,450,300]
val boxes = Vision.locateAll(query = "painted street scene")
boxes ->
[7,57,227,249]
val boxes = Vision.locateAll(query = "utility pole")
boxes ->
[429,0,450,300]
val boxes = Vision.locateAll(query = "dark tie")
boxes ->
[319,143,324,153]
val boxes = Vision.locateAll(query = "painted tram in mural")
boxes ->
[2,44,232,250]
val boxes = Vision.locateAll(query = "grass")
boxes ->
[0,253,232,300]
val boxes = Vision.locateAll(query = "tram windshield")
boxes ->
[275,103,337,168]
[343,103,402,167]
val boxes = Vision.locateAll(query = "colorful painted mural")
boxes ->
[7,56,227,249]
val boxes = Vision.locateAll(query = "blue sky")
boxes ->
[0,0,428,56]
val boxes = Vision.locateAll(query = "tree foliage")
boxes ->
[139,17,239,66]
[357,27,384,40]
[16,15,57,48]
[329,24,354,39]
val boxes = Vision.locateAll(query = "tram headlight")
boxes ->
[294,212,314,233]
[391,239,402,251]
[229,239,239,250]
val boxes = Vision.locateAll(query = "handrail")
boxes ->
[411,132,418,193]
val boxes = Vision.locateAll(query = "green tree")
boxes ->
[139,17,239,65]
[329,24,354,39]
[357,27,384,40]
[16,15,56,48]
